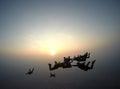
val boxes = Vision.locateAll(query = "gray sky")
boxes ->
[0,0,120,56]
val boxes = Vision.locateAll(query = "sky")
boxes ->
[0,0,120,57]
[0,1,120,89]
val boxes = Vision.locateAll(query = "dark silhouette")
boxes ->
[48,52,96,78]
[73,52,90,62]
[48,63,59,71]
[48,61,72,71]
[48,61,61,71]
[26,68,34,75]
[72,60,96,71]
[64,56,73,64]
[49,72,56,78]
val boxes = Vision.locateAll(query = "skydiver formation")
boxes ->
[26,52,96,77]
[48,52,96,72]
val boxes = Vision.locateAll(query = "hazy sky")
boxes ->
[0,1,120,89]
[0,0,120,56]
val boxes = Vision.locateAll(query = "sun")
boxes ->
[50,49,56,56]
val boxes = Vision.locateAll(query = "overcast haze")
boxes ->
[0,0,120,89]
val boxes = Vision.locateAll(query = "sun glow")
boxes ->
[23,33,83,56]
[50,49,56,56]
